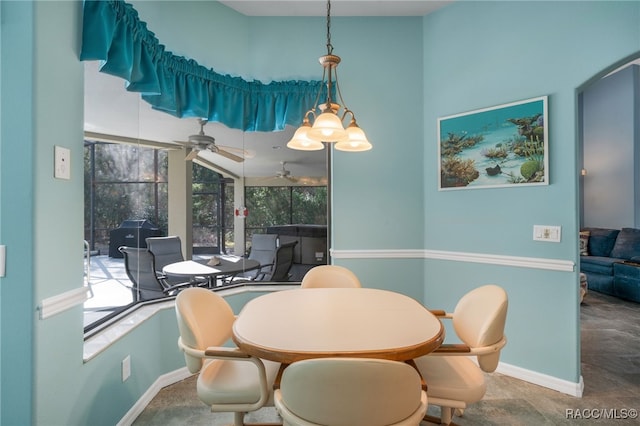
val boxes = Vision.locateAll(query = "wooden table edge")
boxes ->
[232,321,445,364]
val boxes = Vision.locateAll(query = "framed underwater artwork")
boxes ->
[438,96,548,190]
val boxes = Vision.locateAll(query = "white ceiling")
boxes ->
[83,1,452,182]
[218,1,452,17]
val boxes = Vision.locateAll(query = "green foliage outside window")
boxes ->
[244,186,327,246]
[292,186,328,224]
[84,142,168,254]
[192,165,230,253]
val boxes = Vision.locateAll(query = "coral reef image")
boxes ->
[438,97,547,190]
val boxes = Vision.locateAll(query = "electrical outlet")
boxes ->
[122,355,131,382]
[54,146,71,180]
[533,225,561,242]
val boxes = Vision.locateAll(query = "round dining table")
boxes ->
[162,256,260,287]
[232,287,444,364]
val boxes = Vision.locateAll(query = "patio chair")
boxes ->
[230,234,279,281]
[146,236,207,286]
[119,246,193,301]
[232,237,298,282]
[146,236,184,268]
[265,240,298,281]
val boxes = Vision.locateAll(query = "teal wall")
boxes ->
[329,17,425,252]
[0,1,639,424]
[131,1,250,76]
[1,2,36,425]
[419,0,640,383]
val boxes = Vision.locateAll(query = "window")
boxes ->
[83,141,169,332]
[84,141,168,255]
[192,166,234,254]
[83,141,328,333]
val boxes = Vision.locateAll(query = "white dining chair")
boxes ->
[300,265,362,288]
[275,357,427,426]
[175,287,280,426]
[415,284,508,425]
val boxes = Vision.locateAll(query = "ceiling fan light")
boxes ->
[287,124,325,151]
[335,122,372,152]
[307,111,347,143]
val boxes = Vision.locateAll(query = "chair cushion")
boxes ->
[278,358,425,426]
[197,358,279,407]
[580,256,623,275]
[610,228,640,260]
[414,356,486,404]
[251,234,278,250]
[301,265,362,288]
[453,284,508,351]
[583,228,619,257]
[146,236,184,266]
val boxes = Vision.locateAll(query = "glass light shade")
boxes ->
[307,111,348,143]
[287,124,325,151]
[335,124,372,152]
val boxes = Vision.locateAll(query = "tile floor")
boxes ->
[83,255,134,327]
[132,290,640,425]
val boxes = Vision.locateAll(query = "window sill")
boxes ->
[83,284,298,362]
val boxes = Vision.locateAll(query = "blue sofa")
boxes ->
[580,227,640,303]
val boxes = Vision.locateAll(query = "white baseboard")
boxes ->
[497,362,584,397]
[117,367,193,426]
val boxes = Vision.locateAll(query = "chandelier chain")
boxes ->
[326,0,333,54]
[286,0,371,151]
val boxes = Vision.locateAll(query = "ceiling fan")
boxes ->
[275,161,298,182]
[175,119,247,162]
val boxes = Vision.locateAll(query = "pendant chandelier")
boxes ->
[287,0,372,152]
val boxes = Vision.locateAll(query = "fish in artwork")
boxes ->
[486,164,501,176]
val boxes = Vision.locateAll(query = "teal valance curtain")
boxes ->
[80,0,324,132]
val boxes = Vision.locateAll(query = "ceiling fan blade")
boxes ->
[185,149,199,161]
[214,148,245,163]
[217,145,256,159]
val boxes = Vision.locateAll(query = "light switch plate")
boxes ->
[0,245,5,277]
[54,146,71,180]
[533,225,561,242]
